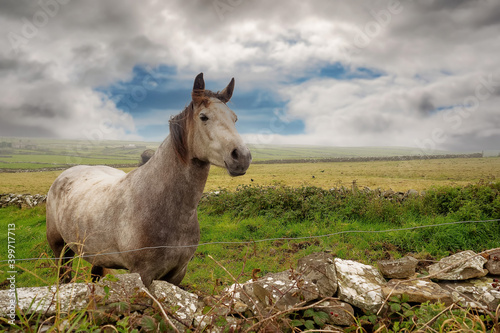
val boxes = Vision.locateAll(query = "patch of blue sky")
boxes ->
[99,64,306,140]
[98,64,180,114]
[289,62,384,84]
[319,62,384,80]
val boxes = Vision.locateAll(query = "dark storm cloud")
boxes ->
[417,94,435,116]
[0,54,51,81]
[0,0,38,18]
[14,104,61,119]
[0,118,54,138]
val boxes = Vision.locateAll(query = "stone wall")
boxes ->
[0,193,46,208]
[253,152,484,165]
[1,249,499,331]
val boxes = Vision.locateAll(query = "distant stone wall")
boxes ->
[0,193,47,208]
[253,152,484,164]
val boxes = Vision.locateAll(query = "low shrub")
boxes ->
[200,181,500,225]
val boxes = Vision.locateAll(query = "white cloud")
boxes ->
[0,0,499,150]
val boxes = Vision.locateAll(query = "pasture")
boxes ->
[1,141,499,331]
[1,156,499,194]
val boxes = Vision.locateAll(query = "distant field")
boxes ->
[248,144,447,161]
[1,137,498,193]
[205,157,500,192]
[0,157,498,194]
[3,137,495,169]
[0,137,158,170]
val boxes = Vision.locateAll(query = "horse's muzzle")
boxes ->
[225,145,252,177]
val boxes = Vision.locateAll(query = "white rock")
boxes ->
[335,258,387,313]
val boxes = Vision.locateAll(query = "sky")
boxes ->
[1,0,499,153]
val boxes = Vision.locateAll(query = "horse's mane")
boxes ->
[169,89,228,164]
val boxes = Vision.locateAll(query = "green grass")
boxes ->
[1,182,500,331]
[0,206,58,287]
[186,182,500,293]
[3,181,499,293]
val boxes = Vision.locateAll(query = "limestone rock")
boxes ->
[428,250,488,280]
[223,270,319,313]
[297,252,337,297]
[253,270,319,311]
[0,283,89,318]
[334,258,387,313]
[378,256,419,279]
[438,277,500,311]
[95,273,147,305]
[313,299,355,327]
[382,279,452,304]
[0,273,148,318]
[149,280,199,329]
[407,189,419,196]
[485,249,500,275]
[193,314,239,332]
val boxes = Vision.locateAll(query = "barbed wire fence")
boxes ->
[2,218,499,263]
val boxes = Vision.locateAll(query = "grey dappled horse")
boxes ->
[46,73,251,287]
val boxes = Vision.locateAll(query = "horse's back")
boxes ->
[46,165,129,262]
[47,165,126,226]
[49,165,125,195]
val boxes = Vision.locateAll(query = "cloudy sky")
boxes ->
[1,0,499,152]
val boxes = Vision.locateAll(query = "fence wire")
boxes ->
[2,218,499,263]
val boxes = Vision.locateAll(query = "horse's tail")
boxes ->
[138,149,155,166]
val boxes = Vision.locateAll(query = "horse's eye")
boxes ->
[199,113,209,122]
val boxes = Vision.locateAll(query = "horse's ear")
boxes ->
[220,78,235,103]
[192,73,205,104]
[193,73,205,91]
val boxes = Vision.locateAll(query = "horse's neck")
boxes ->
[126,136,210,212]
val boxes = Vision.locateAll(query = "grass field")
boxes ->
[1,139,500,331]
[1,157,498,194]
[1,181,499,331]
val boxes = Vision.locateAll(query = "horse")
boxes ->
[46,73,252,287]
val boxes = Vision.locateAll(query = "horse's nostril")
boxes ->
[231,148,239,160]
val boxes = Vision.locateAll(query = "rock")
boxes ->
[382,279,452,304]
[313,299,355,327]
[377,256,419,279]
[428,250,488,280]
[193,314,239,332]
[407,189,419,196]
[95,273,148,307]
[0,283,89,317]
[223,270,319,313]
[24,196,33,208]
[149,280,199,330]
[0,273,147,319]
[485,249,500,275]
[438,277,500,311]
[253,270,319,311]
[382,190,394,198]
[297,252,337,297]
[335,258,387,313]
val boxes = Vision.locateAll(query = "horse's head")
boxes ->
[170,73,252,176]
